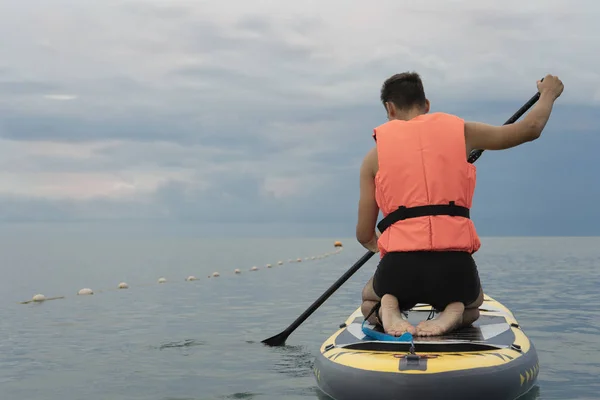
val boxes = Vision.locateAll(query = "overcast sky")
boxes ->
[0,0,598,236]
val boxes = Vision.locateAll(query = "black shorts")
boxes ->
[372,250,481,312]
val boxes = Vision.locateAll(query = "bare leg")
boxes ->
[360,276,381,325]
[381,294,416,336]
[415,302,465,336]
[416,287,484,336]
[461,308,480,327]
[361,274,482,337]
[459,287,484,328]
[361,277,416,335]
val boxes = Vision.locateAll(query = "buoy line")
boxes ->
[18,247,344,305]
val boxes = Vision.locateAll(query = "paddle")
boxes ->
[261,87,542,347]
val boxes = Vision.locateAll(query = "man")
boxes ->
[356,72,564,337]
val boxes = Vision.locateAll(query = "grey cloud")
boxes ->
[122,2,193,20]
[0,1,598,235]
[0,112,186,143]
[87,76,151,95]
[122,13,316,63]
[235,15,273,34]
[0,109,598,236]
[234,13,323,38]
[183,20,314,60]
[0,196,75,222]
[0,109,274,151]
[0,194,164,223]
[464,10,537,32]
[170,64,273,94]
[90,141,260,173]
[0,81,380,149]
[2,3,558,149]
[152,177,262,222]
[150,169,357,224]
[0,80,61,95]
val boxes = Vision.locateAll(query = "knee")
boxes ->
[361,285,369,302]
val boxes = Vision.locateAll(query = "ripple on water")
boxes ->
[270,344,315,378]
[156,339,206,351]
[220,392,263,399]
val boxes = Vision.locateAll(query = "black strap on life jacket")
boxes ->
[377,201,470,234]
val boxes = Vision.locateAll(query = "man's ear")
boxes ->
[385,102,395,120]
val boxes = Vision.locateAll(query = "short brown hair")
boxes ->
[380,72,427,111]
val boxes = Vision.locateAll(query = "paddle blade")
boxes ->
[261,331,289,347]
[261,251,375,346]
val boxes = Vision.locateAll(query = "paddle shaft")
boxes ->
[262,88,542,347]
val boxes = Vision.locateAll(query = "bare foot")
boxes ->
[381,294,416,336]
[416,302,465,337]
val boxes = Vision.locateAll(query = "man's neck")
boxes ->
[391,109,425,121]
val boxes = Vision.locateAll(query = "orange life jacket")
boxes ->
[373,112,481,258]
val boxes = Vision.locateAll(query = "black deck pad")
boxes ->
[334,309,516,352]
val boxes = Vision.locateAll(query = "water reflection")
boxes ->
[314,384,540,400]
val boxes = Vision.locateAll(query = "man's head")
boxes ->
[380,72,430,121]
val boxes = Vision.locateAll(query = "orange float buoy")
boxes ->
[334,241,343,247]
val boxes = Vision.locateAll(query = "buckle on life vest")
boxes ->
[446,201,459,216]
[377,201,470,234]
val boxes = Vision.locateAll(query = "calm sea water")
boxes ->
[1,230,599,400]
